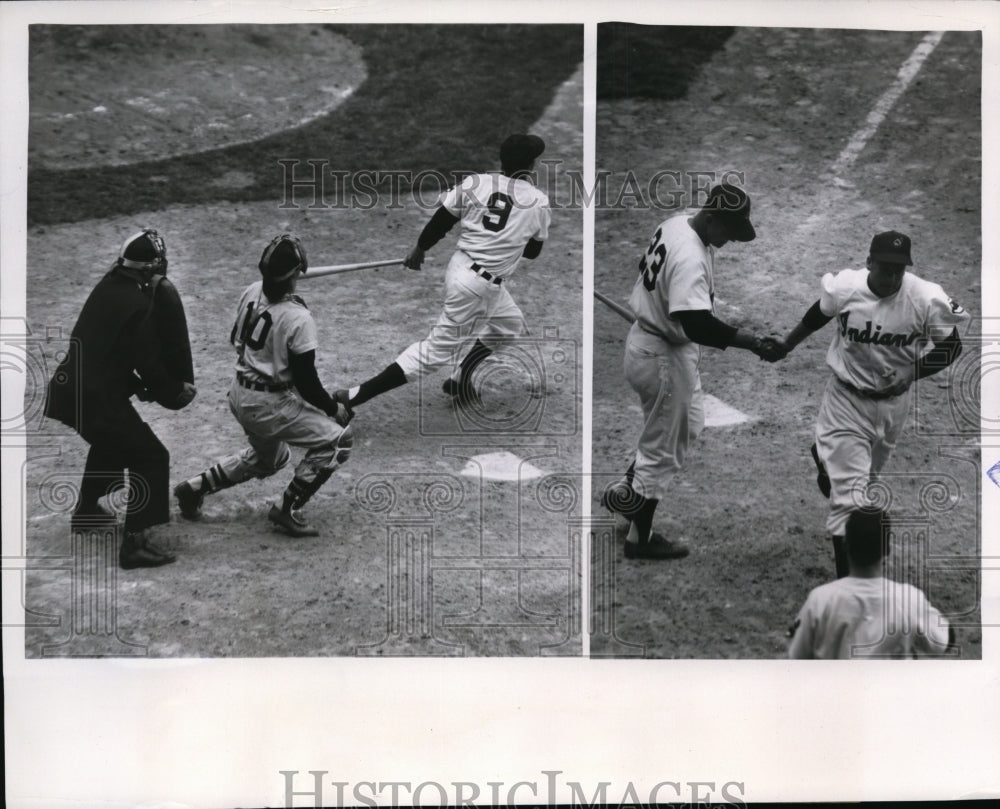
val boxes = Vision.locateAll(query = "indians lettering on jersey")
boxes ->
[440,173,550,276]
[230,280,318,384]
[819,268,969,392]
[628,214,715,345]
[837,314,921,348]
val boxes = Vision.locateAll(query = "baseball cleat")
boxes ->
[119,530,177,569]
[268,505,320,538]
[810,443,831,499]
[173,481,204,520]
[623,532,690,560]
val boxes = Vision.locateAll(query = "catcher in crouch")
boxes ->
[174,235,352,538]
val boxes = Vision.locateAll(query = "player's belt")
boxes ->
[236,372,294,393]
[470,262,503,285]
[836,376,907,401]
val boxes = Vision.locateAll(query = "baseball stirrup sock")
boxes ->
[832,535,849,579]
[350,362,407,407]
[632,497,659,544]
[458,339,493,383]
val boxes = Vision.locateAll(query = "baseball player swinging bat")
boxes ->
[300,258,405,280]
[594,290,636,324]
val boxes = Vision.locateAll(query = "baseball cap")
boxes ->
[702,184,756,242]
[869,231,913,265]
[500,134,545,172]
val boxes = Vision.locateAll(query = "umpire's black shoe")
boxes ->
[268,505,320,538]
[119,530,177,570]
[173,481,204,520]
[624,532,690,560]
[810,443,831,499]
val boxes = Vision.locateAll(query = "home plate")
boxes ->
[460,452,545,482]
[703,394,752,426]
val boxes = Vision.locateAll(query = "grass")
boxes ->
[597,23,734,100]
[27,24,581,226]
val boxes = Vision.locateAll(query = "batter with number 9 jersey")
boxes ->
[174,235,353,538]
[780,230,970,577]
[335,134,551,412]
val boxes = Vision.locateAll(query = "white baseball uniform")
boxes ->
[814,269,969,535]
[199,280,348,490]
[788,575,950,659]
[395,172,551,379]
[623,214,712,501]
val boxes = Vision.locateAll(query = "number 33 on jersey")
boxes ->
[629,214,717,344]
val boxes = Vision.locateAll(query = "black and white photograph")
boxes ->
[13,22,583,658]
[3,1,998,807]
[592,23,984,660]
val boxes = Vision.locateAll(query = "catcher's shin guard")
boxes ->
[281,469,335,513]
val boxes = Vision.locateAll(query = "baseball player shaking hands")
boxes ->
[602,184,786,560]
[779,231,969,577]
[174,235,353,538]
[335,134,551,413]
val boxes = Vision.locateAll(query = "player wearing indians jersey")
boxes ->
[780,230,969,577]
[335,134,551,412]
[174,235,353,538]
[601,184,785,560]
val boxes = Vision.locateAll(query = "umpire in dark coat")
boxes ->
[44,229,196,569]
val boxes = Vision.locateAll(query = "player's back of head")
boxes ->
[845,508,890,568]
[500,133,545,176]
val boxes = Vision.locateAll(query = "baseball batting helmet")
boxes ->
[259,234,308,282]
[119,229,168,273]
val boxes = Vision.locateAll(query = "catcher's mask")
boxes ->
[119,229,168,273]
[259,234,308,282]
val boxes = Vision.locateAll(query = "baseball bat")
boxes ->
[301,258,405,279]
[594,290,636,324]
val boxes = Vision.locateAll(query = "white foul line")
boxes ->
[830,31,945,176]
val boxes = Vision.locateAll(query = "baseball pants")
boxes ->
[204,379,351,489]
[77,404,171,532]
[814,376,910,536]
[623,323,705,502]
[395,251,526,381]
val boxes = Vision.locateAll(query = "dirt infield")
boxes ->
[21,25,583,657]
[592,27,982,659]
